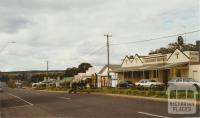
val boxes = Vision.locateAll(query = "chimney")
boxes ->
[196,40,200,63]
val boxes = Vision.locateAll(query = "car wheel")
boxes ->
[193,84,199,91]
[150,85,154,88]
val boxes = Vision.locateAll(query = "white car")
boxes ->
[168,77,200,89]
[135,79,163,87]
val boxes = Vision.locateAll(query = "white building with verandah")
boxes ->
[112,41,200,84]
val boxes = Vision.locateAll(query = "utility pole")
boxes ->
[196,41,200,64]
[104,34,112,87]
[46,60,49,80]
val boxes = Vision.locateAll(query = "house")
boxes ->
[73,67,97,88]
[98,64,121,87]
[112,41,200,84]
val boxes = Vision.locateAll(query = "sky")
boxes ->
[0,0,199,71]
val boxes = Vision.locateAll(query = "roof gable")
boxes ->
[131,54,143,66]
[167,49,190,63]
[121,56,132,67]
[99,64,121,74]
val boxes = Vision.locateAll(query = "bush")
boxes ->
[47,86,68,91]
[146,90,156,96]
[60,81,71,88]
[155,91,167,98]
[36,85,46,90]
[150,85,166,91]
[125,89,132,95]
[138,91,146,96]
[131,90,139,95]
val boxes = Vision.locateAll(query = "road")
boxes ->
[0,83,199,118]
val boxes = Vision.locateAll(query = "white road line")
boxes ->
[3,105,32,109]
[138,112,170,118]
[59,97,71,100]
[7,93,33,106]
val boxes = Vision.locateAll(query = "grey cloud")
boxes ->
[0,14,30,33]
[0,0,199,71]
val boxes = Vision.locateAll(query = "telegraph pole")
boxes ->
[104,34,112,87]
[46,60,49,80]
[196,40,200,64]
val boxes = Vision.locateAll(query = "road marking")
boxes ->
[3,105,33,109]
[7,93,33,106]
[59,97,71,100]
[138,112,170,118]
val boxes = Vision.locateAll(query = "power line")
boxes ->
[76,45,106,63]
[110,29,200,46]
[75,29,200,66]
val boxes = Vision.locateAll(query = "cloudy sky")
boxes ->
[0,0,199,71]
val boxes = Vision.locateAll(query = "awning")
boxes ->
[111,62,189,72]
[161,62,189,69]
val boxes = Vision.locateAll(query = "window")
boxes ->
[153,70,159,78]
[176,70,181,77]
[127,72,132,78]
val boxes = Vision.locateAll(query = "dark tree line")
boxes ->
[64,63,92,77]
[149,42,197,54]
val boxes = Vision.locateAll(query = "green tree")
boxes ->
[65,67,79,77]
[78,63,92,73]
[149,42,197,54]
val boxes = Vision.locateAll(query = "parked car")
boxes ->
[117,81,134,88]
[168,77,200,90]
[0,86,3,92]
[135,79,163,87]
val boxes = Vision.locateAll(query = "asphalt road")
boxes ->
[0,83,199,118]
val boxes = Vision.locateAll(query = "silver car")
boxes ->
[168,77,200,90]
[135,79,163,87]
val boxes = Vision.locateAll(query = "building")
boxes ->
[113,41,200,84]
[98,64,121,87]
[73,67,97,88]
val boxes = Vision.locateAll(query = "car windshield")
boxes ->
[185,79,198,82]
[126,81,133,84]
[139,79,148,83]
[150,80,156,82]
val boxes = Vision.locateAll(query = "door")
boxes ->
[163,69,169,85]
[193,71,198,81]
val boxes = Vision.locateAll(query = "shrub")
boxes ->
[125,89,132,95]
[131,90,139,95]
[146,90,156,97]
[60,81,71,88]
[155,91,167,98]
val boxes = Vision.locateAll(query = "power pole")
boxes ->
[46,60,49,80]
[104,34,112,87]
[196,41,200,64]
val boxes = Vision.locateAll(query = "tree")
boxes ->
[65,67,79,77]
[78,63,92,73]
[31,74,44,83]
[149,41,197,54]
[64,63,93,77]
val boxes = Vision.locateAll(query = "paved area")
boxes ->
[0,84,199,118]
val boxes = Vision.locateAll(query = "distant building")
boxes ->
[1,70,65,81]
[73,67,97,88]
[98,64,121,87]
